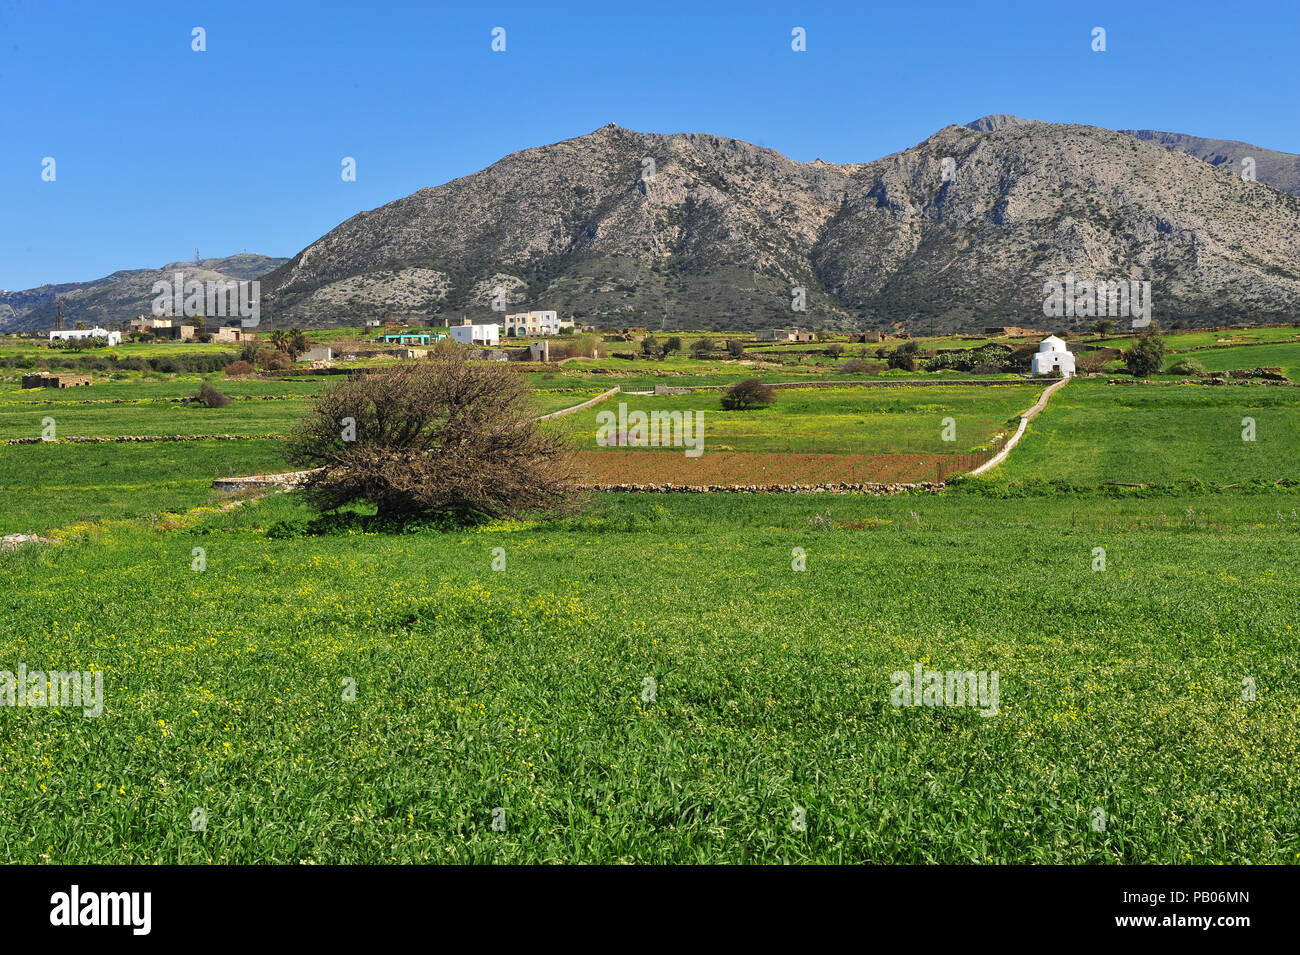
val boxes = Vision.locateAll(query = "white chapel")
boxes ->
[1031,336,1076,377]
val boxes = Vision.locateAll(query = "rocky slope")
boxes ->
[260,121,1300,332]
[0,254,287,331]
[966,114,1300,196]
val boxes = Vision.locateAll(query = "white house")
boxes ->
[504,310,573,337]
[298,345,333,363]
[449,322,500,346]
[1031,335,1076,377]
[49,327,121,346]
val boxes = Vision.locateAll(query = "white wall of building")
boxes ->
[450,324,500,346]
[1031,336,1076,376]
[49,328,122,346]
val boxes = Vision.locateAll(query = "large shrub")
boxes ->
[720,377,775,410]
[285,358,579,522]
[886,341,921,371]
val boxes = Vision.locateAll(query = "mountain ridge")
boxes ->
[8,117,1300,334]
[258,119,1300,332]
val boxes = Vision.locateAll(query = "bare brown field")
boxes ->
[574,450,991,484]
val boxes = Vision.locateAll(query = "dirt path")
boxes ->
[968,377,1070,476]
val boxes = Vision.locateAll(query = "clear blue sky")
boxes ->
[2,0,1296,291]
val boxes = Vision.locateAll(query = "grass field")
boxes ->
[555,384,1039,455]
[1163,342,1300,378]
[2,333,1298,865]
[0,439,287,530]
[992,378,1300,485]
[1,490,1296,863]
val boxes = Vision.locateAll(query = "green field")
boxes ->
[1,490,1296,863]
[556,383,1039,454]
[2,331,1298,865]
[1163,342,1300,378]
[0,439,287,531]
[992,378,1300,485]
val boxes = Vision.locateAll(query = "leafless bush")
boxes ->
[192,382,233,408]
[721,377,776,410]
[285,358,580,522]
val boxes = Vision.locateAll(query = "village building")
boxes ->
[756,327,815,342]
[22,372,92,389]
[211,325,246,344]
[449,320,500,346]
[504,310,573,337]
[129,315,174,331]
[298,345,334,363]
[377,331,446,346]
[49,327,121,346]
[1030,335,1076,377]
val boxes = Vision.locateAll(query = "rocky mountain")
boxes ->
[1117,129,1300,196]
[966,114,1300,197]
[964,114,1044,133]
[0,254,287,332]
[261,120,1300,332]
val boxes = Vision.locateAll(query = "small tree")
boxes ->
[721,377,775,410]
[287,328,310,359]
[690,338,715,359]
[257,347,292,371]
[825,343,845,357]
[285,358,578,522]
[887,340,921,371]
[1124,325,1167,377]
[725,339,745,358]
[223,359,255,377]
[663,336,683,356]
[640,335,660,358]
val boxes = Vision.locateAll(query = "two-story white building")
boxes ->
[449,322,500,346]
[503,310,573,337]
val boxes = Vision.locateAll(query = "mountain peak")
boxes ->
[965,114,1044,132]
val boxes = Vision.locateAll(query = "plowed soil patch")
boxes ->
[575,451,988,484]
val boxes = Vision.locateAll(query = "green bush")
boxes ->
[1167,357,1204,376]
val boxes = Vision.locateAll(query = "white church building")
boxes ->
[1031,335,1076,377]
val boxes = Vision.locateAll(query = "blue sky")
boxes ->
[1,0,1296,290]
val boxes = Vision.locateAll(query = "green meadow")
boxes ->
[992,377,1300,485]
[1,491,1296,863]
[1164,342,1300,378]
[556,383,1039,454]
[0,440,287,531]
[1,334,1298,865]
